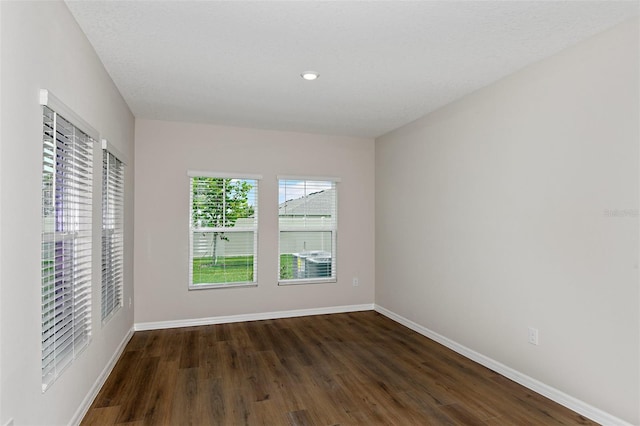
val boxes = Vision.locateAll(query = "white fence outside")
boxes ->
[192,217,333,258]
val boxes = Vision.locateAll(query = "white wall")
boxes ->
[0,2,4,422]
[0,2,135,425]
[376,18,639,424]
[134,120,375,323]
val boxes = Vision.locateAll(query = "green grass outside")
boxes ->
[279,254,294,280]
[192,256,254,284]
[191,254,298,284]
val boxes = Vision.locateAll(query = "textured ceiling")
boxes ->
[66,1,639,138]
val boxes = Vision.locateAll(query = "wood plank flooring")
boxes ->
[82,311,596,425]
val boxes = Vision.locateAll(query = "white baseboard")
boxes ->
[134,303,375,331]
[70,327,135,426]
[374,304,632,426]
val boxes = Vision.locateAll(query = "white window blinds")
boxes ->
[278,178,338,284]
[41,105,94,391]
[189,173,259,289]
[102,147,124,322]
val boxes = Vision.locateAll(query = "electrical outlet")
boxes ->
[129,297,132,308]
[352,277,359,287]
[528,327,539,345]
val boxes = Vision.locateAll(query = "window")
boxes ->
[189,172,259,289]
[101,142,125,322]
[278,178,338,284]
[41,94,96,391]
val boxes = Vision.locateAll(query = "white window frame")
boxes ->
[101,139,126,324]
[188,171,261,290]
[40,89,97,391]
[278,176,339,285]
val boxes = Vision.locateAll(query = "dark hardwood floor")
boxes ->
[81,311,596,425]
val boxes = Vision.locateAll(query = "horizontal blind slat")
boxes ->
[41,104,93,390]
[101,150,124,322]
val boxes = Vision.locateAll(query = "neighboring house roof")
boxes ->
[279,189,335,217]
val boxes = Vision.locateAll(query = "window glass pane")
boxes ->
[189,177,258,288]
[279,231,333,256]
[278,180,335,227]
[191,230,255,284]
[279,232,333,280]
[191,177,257,227]
[278,179,337,283]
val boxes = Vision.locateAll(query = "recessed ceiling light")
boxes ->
[301,71,319,81]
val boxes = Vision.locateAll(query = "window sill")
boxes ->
[278,278,337,286]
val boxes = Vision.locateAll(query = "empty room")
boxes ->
[0,1,638,425]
